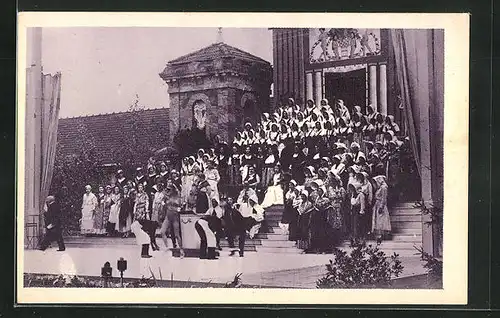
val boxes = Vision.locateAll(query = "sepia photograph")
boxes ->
[17,12,468,304]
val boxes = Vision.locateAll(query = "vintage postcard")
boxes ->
[17,12,469,305]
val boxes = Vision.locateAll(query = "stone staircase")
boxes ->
[63,203,422,256]
[338,202,423,256]
[254,204,303,254]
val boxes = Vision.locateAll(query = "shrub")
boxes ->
[316,239,404,288]
[414,246,443,280]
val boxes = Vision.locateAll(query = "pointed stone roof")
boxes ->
[168,42,269,65]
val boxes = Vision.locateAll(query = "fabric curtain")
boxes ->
[390,29,423,177]
[39,72,62,209]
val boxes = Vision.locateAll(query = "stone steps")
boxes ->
[256,246,304,254]
[391,234,423,243]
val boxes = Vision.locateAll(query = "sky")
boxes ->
[40,27,273,118]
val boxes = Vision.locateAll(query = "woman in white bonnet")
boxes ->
[371,175,392,242]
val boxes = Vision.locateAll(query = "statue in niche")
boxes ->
[193,100,207,129]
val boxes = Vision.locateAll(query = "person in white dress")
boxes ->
[80,185,97,236]
[108,185,122,235]
[205,160,221,203]
[261,165,284,208]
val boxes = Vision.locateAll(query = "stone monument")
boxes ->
[159,36,272,143]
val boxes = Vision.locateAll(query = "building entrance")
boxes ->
[324,68,366,111]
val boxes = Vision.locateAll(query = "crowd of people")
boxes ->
[78,97,413,258]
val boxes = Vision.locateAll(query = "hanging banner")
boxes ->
[309,28,382,64]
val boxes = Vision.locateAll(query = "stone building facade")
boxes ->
[160,42,272,144]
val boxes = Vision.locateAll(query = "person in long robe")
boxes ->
[228,145,242,189]
[261,165,284,208]
[81,185,97,236]
[93,186,106,235]
[205,160,221,203]
[297,190,313,251]
[161,186,184,257]
[108,185,122,236]
[216,143,230,196]
[261,147,277,187]
[348,183,365,240]
[240,146,256,181]
[240,165,260,201]
[151,182,165,225]
[372,175,392,241]
[326,176,346,248]
[280,180,297,235]
[309,186,330,253]
[134,183,159,251]
[118,185,133,238]
[181,156,199,204]
[102,186,113,235]
[290,143,306,184]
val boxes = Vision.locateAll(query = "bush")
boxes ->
[316,239,404,288]
[414,246,443,280]
[172,127,213,159]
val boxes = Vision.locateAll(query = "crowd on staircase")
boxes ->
[78,97,417,259]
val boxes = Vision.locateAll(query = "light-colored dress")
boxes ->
[93,193,106,234]
[372,183,392,234]
[261,173,284,208]
[152,191,165,223]
[81,192,97,234]
[134,192,149,220]
[205,168,221,203]
[181,164,198,204]
[108,193,121,230]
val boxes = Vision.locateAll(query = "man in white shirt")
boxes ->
[237,193,264,239]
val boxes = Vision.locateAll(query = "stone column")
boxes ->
[306,72,313,102]
[314,71,322,106]
[369,64,378,111]
[379,63,388,115]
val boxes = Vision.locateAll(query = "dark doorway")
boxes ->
[324,68,366,112]
[243,99,257,126]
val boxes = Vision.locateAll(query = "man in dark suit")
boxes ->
[39,196,65,251]
[195,180,211,215]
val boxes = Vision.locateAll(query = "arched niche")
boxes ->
[187,93,211,130]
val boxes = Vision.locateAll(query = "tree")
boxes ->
[172,127,213,159]
[50,121,105,235]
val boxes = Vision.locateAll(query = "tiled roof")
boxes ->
[57,108,170,165]
[168,42,269,65]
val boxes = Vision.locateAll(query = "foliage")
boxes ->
[50,94,172,234]
[316,239,404,289]
[110,94,168,175]
[414,246,443,280]
[24,273,244,288]
[414,200,443,236]
[50,121,106,236]
[172,127,213,159]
